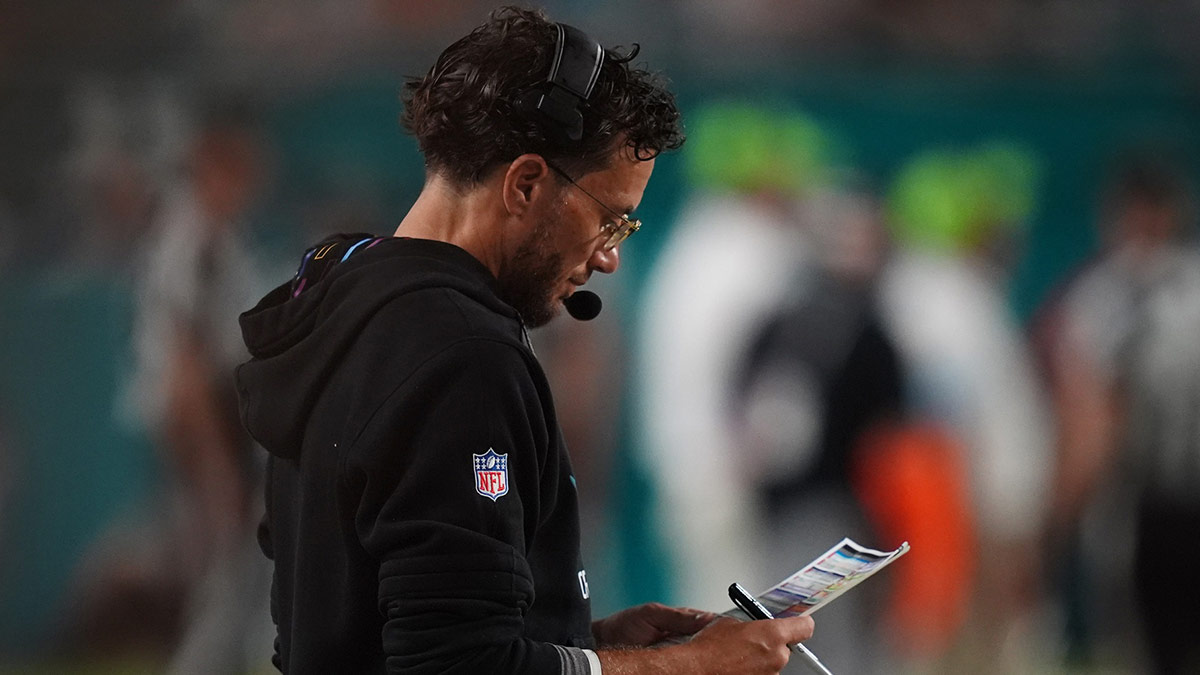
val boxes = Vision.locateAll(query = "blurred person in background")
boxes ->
[1035,156,1200,674]
[637,102,826,616]
[638,103,906,673]
[727,175,910,674]
[0,77,187,664]
[81,107,275,672]
[235,8,816,674]
[874,143,1054,673]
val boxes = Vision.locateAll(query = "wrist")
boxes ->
[595,643,697,675]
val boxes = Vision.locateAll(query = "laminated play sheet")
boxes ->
[748,538,910,618]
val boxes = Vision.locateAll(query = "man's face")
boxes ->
[498,149,654,327]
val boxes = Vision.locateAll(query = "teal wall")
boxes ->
[0,273,157,653]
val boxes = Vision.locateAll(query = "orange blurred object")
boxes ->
[852,423,977,657]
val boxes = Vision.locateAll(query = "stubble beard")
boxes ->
[496,204,566,329]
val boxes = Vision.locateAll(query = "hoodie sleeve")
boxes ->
[344,337,575,675]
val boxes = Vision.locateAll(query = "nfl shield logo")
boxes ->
[473,449,509,501]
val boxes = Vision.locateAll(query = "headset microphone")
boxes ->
[564,290,602,321]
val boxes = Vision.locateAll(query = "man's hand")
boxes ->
[597,613,816,675]
[592,603,717,648]
[685,615,816,672]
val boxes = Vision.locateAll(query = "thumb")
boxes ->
[775,615,816,643]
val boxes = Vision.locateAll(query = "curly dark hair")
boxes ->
[401,6,684,184]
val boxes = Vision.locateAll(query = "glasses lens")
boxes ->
[603,219,640,251]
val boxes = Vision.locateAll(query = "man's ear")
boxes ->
[502,154,553,217]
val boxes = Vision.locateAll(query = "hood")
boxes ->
[235,234,513,459]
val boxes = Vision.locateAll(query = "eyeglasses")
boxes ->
[545,160,641,251]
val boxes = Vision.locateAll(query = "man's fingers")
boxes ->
[775,615,816,643]
[643,604,719,634]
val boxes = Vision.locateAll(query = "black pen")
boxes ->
[728,582,833,675]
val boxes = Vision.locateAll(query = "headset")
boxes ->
[516,23,604,144]
[519,22,609,321]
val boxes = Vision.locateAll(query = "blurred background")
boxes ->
[2,1,1200,673]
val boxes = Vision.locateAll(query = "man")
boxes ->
[235,7,815,674]
[1036,157,1200,674]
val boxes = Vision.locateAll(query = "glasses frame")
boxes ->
[544,160,641,251]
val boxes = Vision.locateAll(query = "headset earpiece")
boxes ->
[516,23,604,144]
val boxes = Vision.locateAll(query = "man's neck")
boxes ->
[395,173,508,277]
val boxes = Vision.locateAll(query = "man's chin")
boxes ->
[520,298,562,329]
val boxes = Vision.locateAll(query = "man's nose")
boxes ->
[590,244,619,275]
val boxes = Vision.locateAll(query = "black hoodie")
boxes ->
[236,235,594,674]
